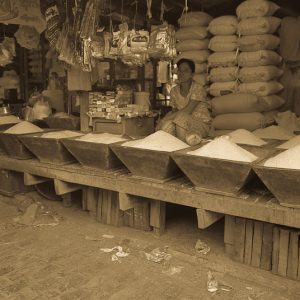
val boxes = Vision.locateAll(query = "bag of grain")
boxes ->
[238,50,282,67]
[258,95,285,111]
[237,17,281,35]
[238,81,284,96]
[208,35,237,52]
[178,11,213,27]
[238,66,284,82]
[209,67,239,82]
[195,63,208,74]
[208,52,238,67]
[212,112,266,131]
[193,74,208,86]
[208,16,238,35]
[238,34,280,52]
[175,26,208,40]
[209,81,238,97]
[175,50,210,64]
[211,93,259,115]
[176,39,209,52]
[236,0,280,19]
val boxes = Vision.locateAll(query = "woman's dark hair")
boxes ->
[176,58,195,73]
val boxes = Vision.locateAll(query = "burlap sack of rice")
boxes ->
[238,34,280,52]
[238,81,283,97]
[178,11,213,27]
[176,39,210,52]
[237,17,281,35]
[208,52,238,68]
[175,26,208,40]
[238,50,282,67]
[209,81,238,97]
[209,67,239,82]
[238,65,283,82]
[208,35,238,52]
[208,16,238,35]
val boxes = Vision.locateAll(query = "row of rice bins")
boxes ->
[210,0,285,134]
[175,0,286,135]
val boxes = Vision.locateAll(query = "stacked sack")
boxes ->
[207,16,239,97]
[210,0,285,135]
[175,11,212,86]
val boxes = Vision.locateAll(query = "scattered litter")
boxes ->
[219,283,233,292]
[162,266,183,275]
[207,271,218,293]
[246,287,253,291]
[100,246,130,262]
[144,247,172,263]
[195,239,210,255]
[102,234,115,239]
[122,130,189,152]
[188,136,258,162]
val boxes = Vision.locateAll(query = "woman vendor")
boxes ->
[156,58,211,145]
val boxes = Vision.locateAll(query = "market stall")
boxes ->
[1,0,300,283]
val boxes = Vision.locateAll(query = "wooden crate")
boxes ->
[224,215,300,280]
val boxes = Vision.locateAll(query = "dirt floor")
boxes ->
[0,191,299,300]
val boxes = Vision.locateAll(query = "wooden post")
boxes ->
[82,188,88,211]
[86,187,98,220]
[79,92,91,133]
[260,223,274,271]
[244,219,254,265]
[224,215,235,257]
[287,231,299,280]
[233,217,246,263]
[196,208,223,229]
[150,200,166,235]
[251,221,264,268]
[62,193,72,207]
[119,193,134,211]
[272,226,280,274]
[54,179,82,195]
[278,228,290,277]
[133,197,151,231]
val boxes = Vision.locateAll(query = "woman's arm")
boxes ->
[180,99,199,115]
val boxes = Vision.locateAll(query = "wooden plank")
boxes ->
[79,92,91,132]
[272,226,280,275]
[106,190,113,225]
[86,187,98,213]
[133,197,151,231]
[196,208,223,229]
[119,192,134,211]
[298,245,300,281]
[24,173,49,186]
[278,228,290,277]
[96,189,103,223]
[150,200,166,235]
[54,179,82,195]
[287,231,299,280]
[123,208,134,228]
[260,223,274,271]
[244,219,254,265]
[2,156,300,229]
[233,217,246,263]
[251,221,264,268]
[224,215,235,257]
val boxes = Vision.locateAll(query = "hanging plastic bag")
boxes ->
[14,26,40,49]
[0,37,15,66]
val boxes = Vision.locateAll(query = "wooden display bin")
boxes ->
[92,116,155,138]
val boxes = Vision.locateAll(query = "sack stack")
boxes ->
[207,16,239,96]
[175,11,213,86]
[209,1,285,135]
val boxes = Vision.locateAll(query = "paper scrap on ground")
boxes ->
[162,266,183,275]
[207,271,218,293]
[77,133,128,144]
[187,136,258,162]
[277,135,300,149]
[122,130,189,152]
[100,246,129,262]
[228,129,266,146]
[253,125,295,140]
[4,121,43,134]
[144,247,172,263]
[41,130,83,139]
[264,145,300,169]
[195,239,210,255]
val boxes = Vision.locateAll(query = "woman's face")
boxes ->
[177,62,193,83]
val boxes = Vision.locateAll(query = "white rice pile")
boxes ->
[253,126,295,140]
[227,129,267,146]
[121,130,189,152]
[77,133,128,144]
[264,145,300,169]
[187,136,258,162]
[41,130,83,139]
[0,115,21,125]
[277,135,300,150]
[4,121,43,134]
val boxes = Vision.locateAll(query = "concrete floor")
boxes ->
[0,191,299,300]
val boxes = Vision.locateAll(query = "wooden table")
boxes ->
[1,153,300,229]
